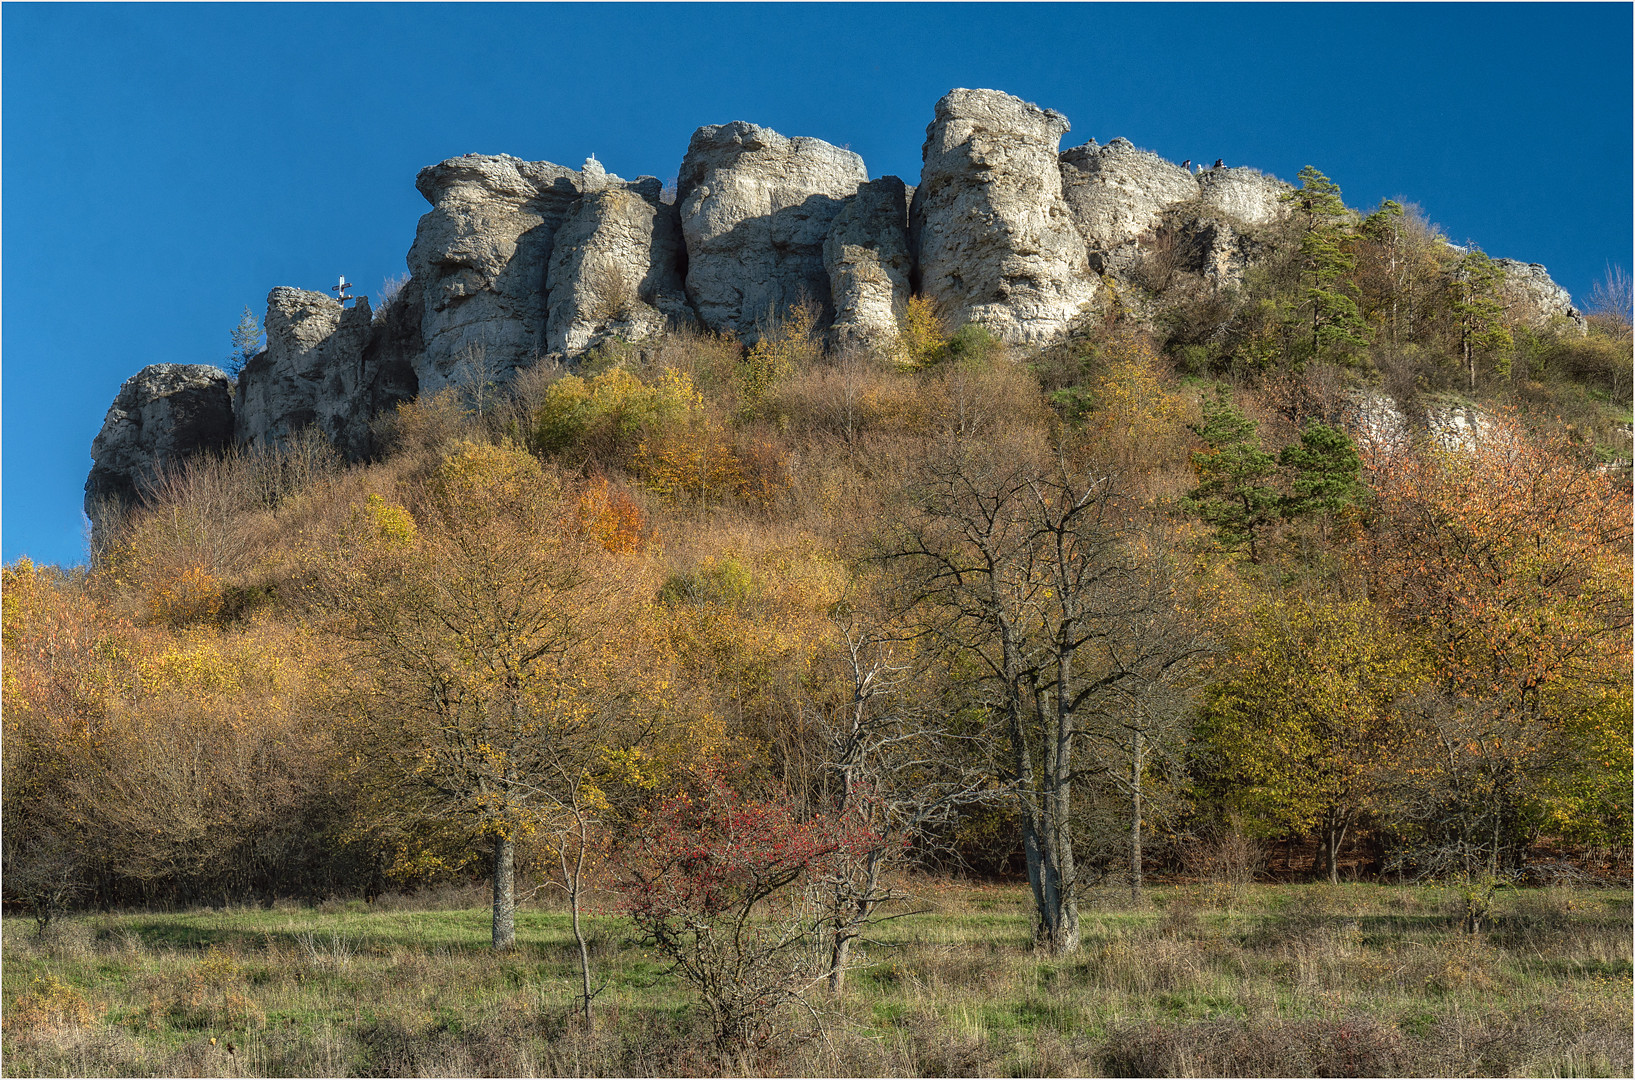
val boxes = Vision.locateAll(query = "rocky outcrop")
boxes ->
[911,89,1098,344]
[407,154,589,391]
[1059,138,1197,271]
[545,176,693,355]
[86,364,235,520]
[1058,142,1288,292]
[824,176,912,348]
[236,288,377,456]
[1494,258,1586,331]
[1196,167,1290,228]
[678,122,867,339]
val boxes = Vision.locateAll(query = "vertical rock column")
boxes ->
[407,154,585,392]
[678,122,868,340]
[824,176,912,350]
[235,287,375,454]
[911,88,1098,344]
[545,174,694,356]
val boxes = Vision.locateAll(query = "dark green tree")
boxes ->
[1185,390,1279,562]
[1279,421,1364,521]
[1283,167,1370,365]
[1448,246,1512,391]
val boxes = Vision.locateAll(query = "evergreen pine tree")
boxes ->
[1448,247,1512,391]
[1185,390,1279,562]
[228,305,264,378]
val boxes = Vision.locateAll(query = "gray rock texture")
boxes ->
[678,122,867,339]
[1196,167,1291,228]
[824,176,912,348]
[1494,258,1585,331]
[407,154,588,391]
[86,364,235,522]
[545,177,694,355]
[236,288,377,455]
[911,89,1098,344]
[1059,138,1197,270]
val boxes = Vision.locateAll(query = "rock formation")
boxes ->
[87,88,1591,534]
[678,122,868,339]
[545,176,693,356]
[1059,138,1198,272]
[824,176,912,348]
[1058,142,1288,290]
[1494,258,1586,331]
[1196,167,1290,227]
[85,364,235,520]
[407,154,588,391]
[912,89,1098,344]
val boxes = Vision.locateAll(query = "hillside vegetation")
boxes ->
[5,169,1632,1071]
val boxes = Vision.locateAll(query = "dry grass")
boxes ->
[3,881,1628,1077]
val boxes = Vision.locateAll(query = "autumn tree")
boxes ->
[622,767,866,1057]
[323,441,661,952]
[1196,595,1426,882]
[1362,416,1632,918]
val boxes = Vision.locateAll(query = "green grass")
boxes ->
[3,881,1630,1076]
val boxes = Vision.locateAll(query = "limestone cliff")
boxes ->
[87,88,1589,531]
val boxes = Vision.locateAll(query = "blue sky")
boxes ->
[4,2,1630,567]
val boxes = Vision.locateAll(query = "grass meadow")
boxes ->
[2,881,1630,1077]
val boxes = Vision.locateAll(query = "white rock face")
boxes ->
[824,176,912,348]
[407,154,588,391]
[235,287,414,458]
[679,122,868,339]
[911,89,1098,344]
[1493,258,1585,332]
[545,178,694,356]
[1059,138,1197,265]
[1196,167,1291,228]
[86,364,235,523]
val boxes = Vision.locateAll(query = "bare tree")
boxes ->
[810,624,996,990]
[889,446,1200,952]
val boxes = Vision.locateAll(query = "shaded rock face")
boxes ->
[407,154,588,392]
[236,288,376,456]
[911,89,1097,344]
[86,364,235,521]
[545,178,694,355]
[679,122,868,339]
[1494,258,1585,331]
[824,176,912,348]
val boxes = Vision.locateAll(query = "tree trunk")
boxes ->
[492,833,516,950]
[828,932,854,995]
[1130,729,1144,904]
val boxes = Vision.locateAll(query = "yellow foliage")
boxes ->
[3,976,101,1035]
[362,494,417,546]
[895,295,949,368]
[431,439,546,509]
[137,633,243,697]
[532,366,700,460]
[742,302,820,408]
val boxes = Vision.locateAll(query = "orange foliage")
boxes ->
[576,477,647,554]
